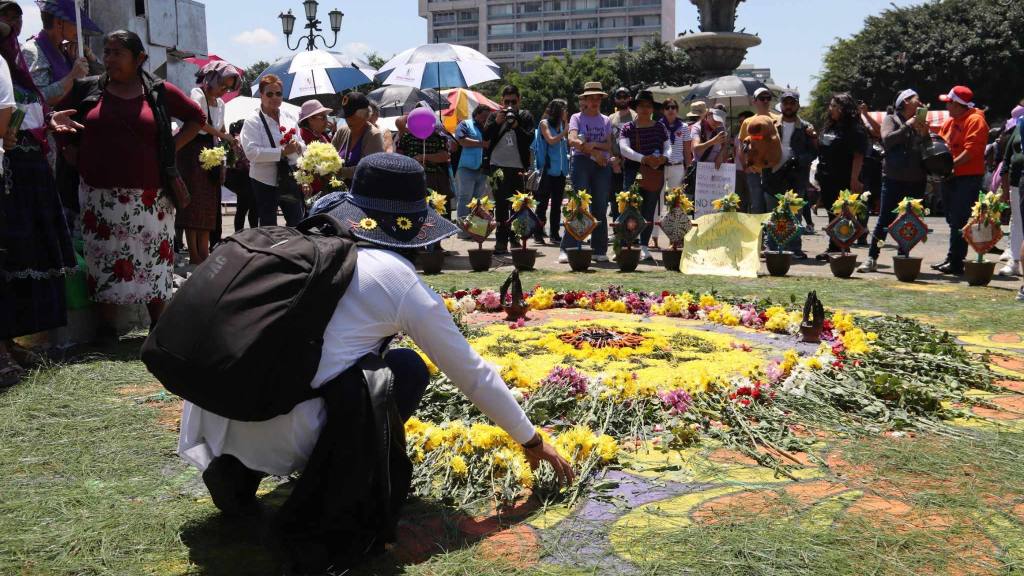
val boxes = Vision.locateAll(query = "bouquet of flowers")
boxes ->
[198,146,227,171]
[712,187,741,212]
[968,191,1008,227]
[562,188,598,243]
[616,187,642,215]
[962,191,1010,260]
[562,188,593,221]
[427,189,448,214]
[292,142,345,200]
[894,197,928,217]
[279,126,297,146]
[665,186,694,214]
[831,190,870,218]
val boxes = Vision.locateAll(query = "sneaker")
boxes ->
[1000,252,1011,262]
[1017,286,1024,302]
[857,258,877,273]
[593,254,609,262]
[557,251,569,264]
[999,262,1019,276]
[640,246,653,261]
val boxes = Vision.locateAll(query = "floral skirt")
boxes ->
[81,181,175,305]
[0,148,76,338]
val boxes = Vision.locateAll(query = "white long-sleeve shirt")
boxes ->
[240,105,305,186]
[618,136,671,163]
[178,248,536,476]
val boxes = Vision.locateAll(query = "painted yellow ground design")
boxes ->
[960,331,1024,352]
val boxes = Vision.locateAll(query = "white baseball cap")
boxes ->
[753,87,772,99]
[710,108,728,124]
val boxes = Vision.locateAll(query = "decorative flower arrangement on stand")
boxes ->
[613,184,645,272]
[561,188,598,271]
[508,191,542,271]
[292,141,346,207]
[886,197,931,282]
[711,187,742,213]
[825,190,870,277]
[764,190,806,277]
[961,191,1009,286]
[460,196,497,272]
[658,186,695,272]
[419,189,450,275]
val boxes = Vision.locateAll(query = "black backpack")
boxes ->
[141,214,358,421]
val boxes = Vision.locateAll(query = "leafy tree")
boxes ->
[810,0,1024,125]
[504,50,617,118]
[240,60,270,96]
[611,40,700,92]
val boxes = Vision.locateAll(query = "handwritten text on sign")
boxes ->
[694,162,737,219]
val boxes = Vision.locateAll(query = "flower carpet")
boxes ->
[386,287,1024,574]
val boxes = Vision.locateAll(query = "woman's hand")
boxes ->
[283,139,300,156]
[523,437,575,485]
[49,109,84,135]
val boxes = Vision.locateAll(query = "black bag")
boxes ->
[921,133,954,179]
[258,111,303,202]
[141,213,358,421]
[276,354,412,574]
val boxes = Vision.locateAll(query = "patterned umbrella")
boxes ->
[252,49,376,100]
[440,88,500,134]
[367,85,441,118]
[374,43,500,91]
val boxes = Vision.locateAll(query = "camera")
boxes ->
[502,107,519,124]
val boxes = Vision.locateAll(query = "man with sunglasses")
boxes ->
[737,87,781,214]
[483,85,535,255]
[609,87,636,219]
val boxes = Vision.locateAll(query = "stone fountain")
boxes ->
[674,0,761,79]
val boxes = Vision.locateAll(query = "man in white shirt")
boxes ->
[180,153,573,515]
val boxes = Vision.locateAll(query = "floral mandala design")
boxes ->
[558,327,646,350]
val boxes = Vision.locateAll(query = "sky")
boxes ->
[18,0,926,96]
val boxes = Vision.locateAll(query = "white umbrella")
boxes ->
[224,96,301,127]
[252,49,377,100]
[374,43,500,92]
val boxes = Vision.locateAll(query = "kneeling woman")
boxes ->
[177,154,573,514]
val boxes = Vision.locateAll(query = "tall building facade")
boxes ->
[418,0,675,72]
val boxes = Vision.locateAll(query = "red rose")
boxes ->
[113,258,134,282]
[454,290,468,299]
[141,189,158,208]
[96,223,111,240]
[157,211,166,221]
[158,239,174,263]
[118,194,130,204]
[82,210,98,233]
[661,290,670,297]
[470,288,481,296]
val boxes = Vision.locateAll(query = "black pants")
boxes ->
[226,168,258,232]
[535,174,566,239]
[493,168,526,250]
[610,170,624,219]
[251,178,304,228]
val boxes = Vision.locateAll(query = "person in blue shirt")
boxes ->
[453,105,492,234]
[532,98,570,243]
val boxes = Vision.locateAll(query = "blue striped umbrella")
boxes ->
[374,43,500,91]
[253,49,376,100]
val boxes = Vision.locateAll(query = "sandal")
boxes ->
[0,351,25,389]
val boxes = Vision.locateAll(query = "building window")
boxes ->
[629,34,656,47]
[520,41,542,52]
[631,0,660,5]
[488,23,514,36]
[458,9,477,22]
[433,11,456,25]
[488,4,514,17]
[518,21,540,33]
[573,0,598,10]
[630,14,660,26]
[572,38,598,50]
[547,20,567,31]
[601,16,626,28]
[434,29,455,41]
[543,39,568,51]
[489,42,514,52]
[544,0,566,11]
[574,17,598,30]
[520,1,543,13]
[599,0,625,7]
[599,36,626,49]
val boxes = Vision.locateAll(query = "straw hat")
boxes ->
[687,100,708,120]
[579,82,608,98]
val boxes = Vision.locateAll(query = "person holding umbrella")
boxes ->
[332,91,385,185]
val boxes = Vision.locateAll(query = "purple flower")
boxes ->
[540,365,589,396]
[659,389,693,416]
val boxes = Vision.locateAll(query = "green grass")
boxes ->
[429,270,1023,334]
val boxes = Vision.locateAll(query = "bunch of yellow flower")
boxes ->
[841,327,877,356]
[664,187,694,213]
[552,424,618,465]
[599,370,658,401]
[831,310,856,333]
[779,349,800,377]
[594,299,628,314]
[499,353,536,391]
[616,189,642,214]
[296,141,344,176]
[427,189,447,213]
[712,191,741,212]
[198,146,227,170]
[698,293,718,308]
[764,306,800,334]
[894,197,928,217]
[467,422,516,451]
[968,191,1010,226]
[511,191,537,213]
[576,296,593,309]
[526,287,556,310]
[831,190,870,218]
[773,190,807,216]
[444,298,457,314]
[707,304,741,326]
[651,293,692,317]
[467,196,495,212]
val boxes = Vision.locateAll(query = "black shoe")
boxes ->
[202,454,263,516]
[533,234,546,245]
[550,234,562,243]
[814,252,830,262]
[937,262,964,275]
[793,251,808,260]
[930,259,949,271]
[493,247,510,256]
[989,246,1005,255]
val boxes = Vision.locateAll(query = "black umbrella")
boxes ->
[367,85,441,117]
[685,75,768,102]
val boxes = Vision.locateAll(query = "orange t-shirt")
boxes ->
[938,108,989,177]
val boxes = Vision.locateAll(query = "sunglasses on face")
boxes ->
[757,96,772,102]
[264,91,283,98]
[665,105,678,110]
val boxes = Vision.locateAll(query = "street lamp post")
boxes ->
[279,0,344,51]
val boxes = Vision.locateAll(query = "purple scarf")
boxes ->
[659,116,685,145]
[32,32,72,81]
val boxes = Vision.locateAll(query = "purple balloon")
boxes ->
[407,107,436,140]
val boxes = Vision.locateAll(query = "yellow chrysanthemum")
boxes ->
[595,434,618,462]
[449,455,468,477]
[526,287,556,311]
[198,146,227,170]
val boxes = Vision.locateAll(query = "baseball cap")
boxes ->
[710,109,728,124]
[780,91,799,103]
[753,87,772,99]
[939,86,975,108]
